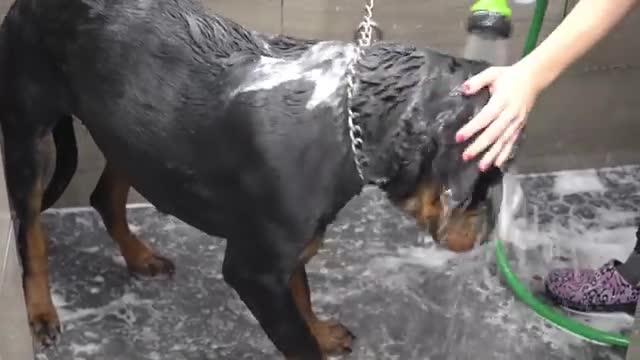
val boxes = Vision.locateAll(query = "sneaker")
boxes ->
[544,260,640,314]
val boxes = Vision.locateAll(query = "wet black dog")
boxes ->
[0,0,504,357]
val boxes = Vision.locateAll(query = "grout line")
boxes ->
[44,202,153,214]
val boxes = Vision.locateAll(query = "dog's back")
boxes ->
[1,0,360,237]
[0,0,494,247]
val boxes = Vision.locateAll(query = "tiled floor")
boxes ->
[37,167,640,360]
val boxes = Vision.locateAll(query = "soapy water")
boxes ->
[38,168,635,359]
[494,169,635,337]
[404,167,636,357]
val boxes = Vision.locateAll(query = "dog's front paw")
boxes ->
[119,234,176,277]
[25,277,61,348]
[310,320,355,355]
[30,309,61,348]
[127,250,176,277]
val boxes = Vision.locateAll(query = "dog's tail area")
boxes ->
[42,116,78,210]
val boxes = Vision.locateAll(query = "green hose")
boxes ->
[492,0,631,348]
[522,0,549,57]
[495,240,630,347]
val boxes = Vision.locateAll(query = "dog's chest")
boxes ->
[231,42,356,111]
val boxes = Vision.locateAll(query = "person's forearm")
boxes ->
[520,0,637,92]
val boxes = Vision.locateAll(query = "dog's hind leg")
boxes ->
[41,116,78,210]
[89,162,175,276]
[2,121,60,347]
[290,238,355,356]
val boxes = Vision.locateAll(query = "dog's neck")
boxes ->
[350,44,437,189]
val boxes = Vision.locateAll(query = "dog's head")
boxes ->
[395,148,504,253]
[382,53,505,252]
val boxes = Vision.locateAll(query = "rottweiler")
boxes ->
[0,0,505,358]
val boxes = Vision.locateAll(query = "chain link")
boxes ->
[346,0,376,183]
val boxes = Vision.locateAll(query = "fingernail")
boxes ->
[462,153,472,161]
[455,133,466,143]
[479,163,488,172]
[462,83,471,93]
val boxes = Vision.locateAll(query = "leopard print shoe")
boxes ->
[544,260,640,314]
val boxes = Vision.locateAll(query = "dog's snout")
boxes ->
[427,208,491,252]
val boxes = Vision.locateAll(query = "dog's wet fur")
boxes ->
[0,0,504,357]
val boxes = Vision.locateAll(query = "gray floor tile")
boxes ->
[36,167,639,360]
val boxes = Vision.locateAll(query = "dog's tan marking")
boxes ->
[434,212,482,252]
[398,181,487,252]
[23,179,60,346]
[398,181,443,225]
[299,237,323,264]
[90,163,174,276]
[290,240,354,357]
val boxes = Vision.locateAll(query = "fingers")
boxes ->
[495,122,525,168]
[462,67,503,94]
[478,114,524,170]
[454,67,505,143]
[462,105,517,161]
[456,94,505,143]
[454,64,535,170]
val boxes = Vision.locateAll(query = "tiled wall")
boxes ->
[524,5,640,172]
[0,1,638,206]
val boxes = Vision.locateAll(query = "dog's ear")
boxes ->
[431,141,482,210]
[424,72,495,210]
[429,100,486,211]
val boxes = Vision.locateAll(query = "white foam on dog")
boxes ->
[232,41,356,110]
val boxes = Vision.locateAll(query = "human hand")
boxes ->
[455,64,542,171]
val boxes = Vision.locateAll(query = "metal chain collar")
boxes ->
[346,0,381,185]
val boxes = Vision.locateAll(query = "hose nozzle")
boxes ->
[468,0,513,39]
